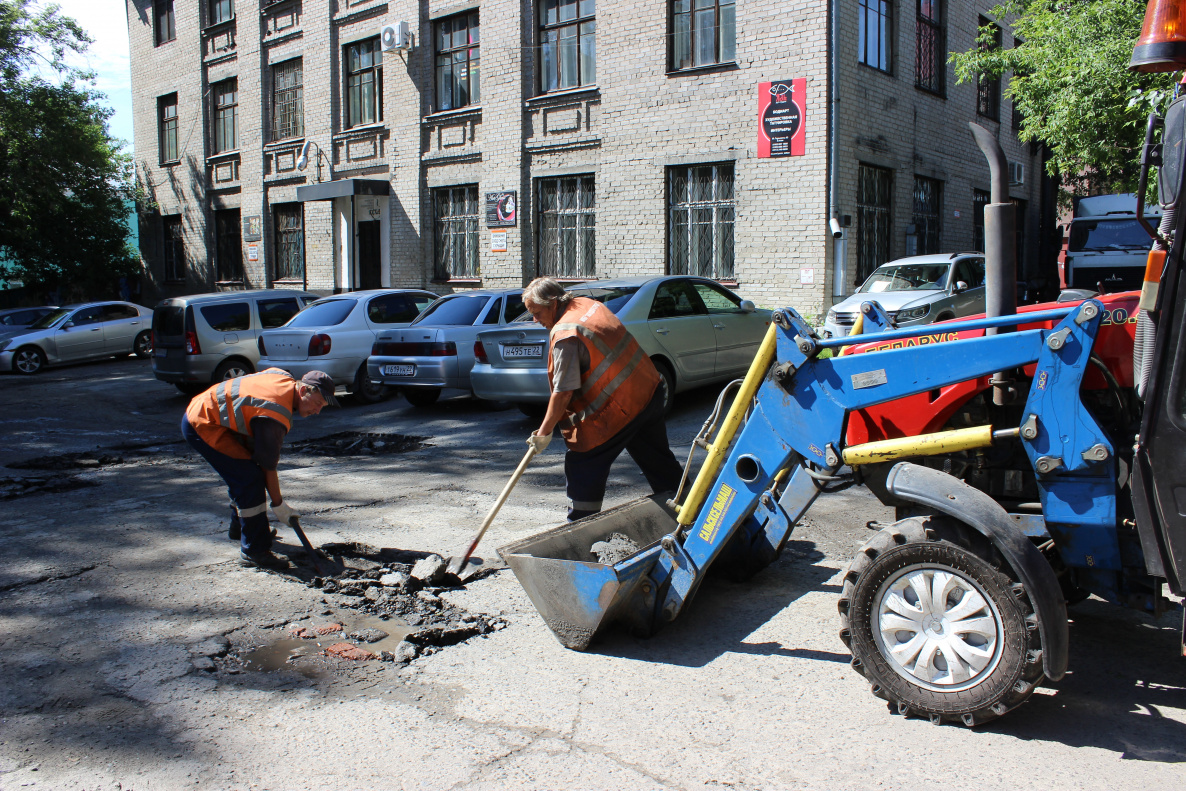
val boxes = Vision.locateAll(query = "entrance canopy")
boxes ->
[296,178,390,202]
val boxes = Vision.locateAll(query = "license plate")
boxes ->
[503,344,543,359]
[382,364,415,376]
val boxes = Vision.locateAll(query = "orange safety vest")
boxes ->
[186,369,297,460]
[547,297,660,452]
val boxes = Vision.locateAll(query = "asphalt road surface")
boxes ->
[0,358,1183,790]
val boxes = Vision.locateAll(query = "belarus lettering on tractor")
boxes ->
[497,1,1186,727]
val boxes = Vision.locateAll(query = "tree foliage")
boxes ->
[950,0,1178,200]
[0,0,140,299]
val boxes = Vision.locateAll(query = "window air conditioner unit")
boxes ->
[1008,161,1025,186]
[381,21,413,52]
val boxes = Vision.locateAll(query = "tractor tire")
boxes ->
[837,515,1044,726]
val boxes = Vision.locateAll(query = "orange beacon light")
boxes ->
[1131,0,1186,71]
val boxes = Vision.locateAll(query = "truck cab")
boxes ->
[1063,193,1158,293]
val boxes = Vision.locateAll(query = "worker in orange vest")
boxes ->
[524,277,682,520]
[182,369,338,569]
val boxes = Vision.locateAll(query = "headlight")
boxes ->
[826,309,837,324]
[897,305,930,321]
[0,339,9,352]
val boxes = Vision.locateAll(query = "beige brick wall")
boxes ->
[128,0,1042,314]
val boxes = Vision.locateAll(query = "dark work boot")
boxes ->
[228,506,242,542]
[239,550,290,570]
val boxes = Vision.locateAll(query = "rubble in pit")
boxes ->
[304,543,507,664]
[288,432,428,457]
[590,533,641,565]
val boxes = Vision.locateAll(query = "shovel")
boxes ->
[288,515,335,577]
[445,445,538,578]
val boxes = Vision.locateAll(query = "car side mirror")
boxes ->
[62,321,73,329]
[953,281,968,293]
[738,299,756,313]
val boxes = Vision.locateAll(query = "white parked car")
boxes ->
[257,289,438,403]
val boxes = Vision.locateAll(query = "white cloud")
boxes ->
[43,0,135,150]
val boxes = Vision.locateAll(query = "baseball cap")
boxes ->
[301,371,340,407]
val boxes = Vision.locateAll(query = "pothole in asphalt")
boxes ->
[288,432,428,457]
[237,614,418,677]
[7,440,183,471]
[0,476,99,500]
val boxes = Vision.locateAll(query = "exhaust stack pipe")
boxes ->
[970,123,1018,405]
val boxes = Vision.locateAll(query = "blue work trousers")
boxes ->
[564,385,683,521]
[181,414,273,554]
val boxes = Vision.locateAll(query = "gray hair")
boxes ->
[523,277,573,308]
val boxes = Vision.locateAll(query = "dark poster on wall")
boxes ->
[242,215,263,241]
[757,79,806,158]
[485,191,518,227]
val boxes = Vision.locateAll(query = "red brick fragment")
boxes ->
[325,642,376,661]
[315,623,343,635]
[290,627,311,639]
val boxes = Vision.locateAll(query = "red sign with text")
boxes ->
[758,79,806,158]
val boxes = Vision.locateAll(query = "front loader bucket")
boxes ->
[497,495,677,650]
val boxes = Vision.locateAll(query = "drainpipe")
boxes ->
[970,122,1017,406]
[829,0,845,299]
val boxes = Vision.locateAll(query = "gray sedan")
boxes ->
[367,288,527,407]
[0,301,154,374]
[470,276,771,414]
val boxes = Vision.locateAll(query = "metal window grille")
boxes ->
[912,176,942,254]
[346,38,382,127]
[972,189,989,252]
[154,0,175,45]
[858,0,892,72]
[541,0,595,92]
[209,0,233,25]
[976,18,1001,120]
[272,60,304,140]
[856,163,892,284]
[163,216,185,282]
[214,209,243,282]
[433,186,480,280]
[158,94,178,164]
[915,0,943,92]
[273,204,304,282]
[671,0,735,70]
[538,176,596,278]
[436,13,479,111]
[668,163,734,280]
[212,79,237,153]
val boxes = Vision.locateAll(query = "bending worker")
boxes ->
[524,277,683,520]
[181,369,338,569]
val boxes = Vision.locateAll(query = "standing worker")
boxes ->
[524,277,683,520]
[181,368,338,569]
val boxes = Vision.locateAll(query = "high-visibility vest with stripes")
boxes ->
[547,297,660,452]
[186,369,297,459]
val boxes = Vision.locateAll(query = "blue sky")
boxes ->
[55,0,134,152]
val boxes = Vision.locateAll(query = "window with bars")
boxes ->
[212,79,237,153]
[856,163,892,284]
[976,17,1002,120]
[915,0,943,93]
[538,176,596,279]
[163,215,185,282]
[271,59,303,141]
[668,163,734,280]
[433,186,480,281]
[346,38,382,127]
[859,0,892,72]
[670,0,735,71]
[912,176,942,254]
[972,188,990,252]
[273,204,304,282]
[154,0,175,45]
[436,13,479,111]
[541,0,595,92]
[208,0,232,25]
[213,209,242,282]
[158,93,178,165]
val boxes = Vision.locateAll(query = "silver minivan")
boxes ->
[151,289,317,394]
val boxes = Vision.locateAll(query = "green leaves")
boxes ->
[950,0,1177,201]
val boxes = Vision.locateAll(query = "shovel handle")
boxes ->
[457,446,537,566]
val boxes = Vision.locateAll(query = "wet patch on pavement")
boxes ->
[288,432,428,457]
[233,614,418,677]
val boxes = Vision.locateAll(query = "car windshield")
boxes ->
[860,264,950,293]
[28,308,70,330]
[412,294,492,326]
[1068,219,1153,253]
[569,286,640,314]
[285,299,356,328]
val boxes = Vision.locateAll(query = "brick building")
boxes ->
[127,0,1050,315]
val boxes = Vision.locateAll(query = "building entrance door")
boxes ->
[357,220,381,290]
